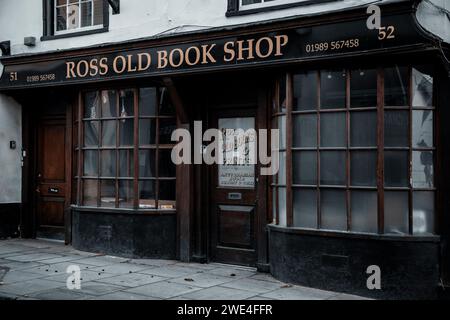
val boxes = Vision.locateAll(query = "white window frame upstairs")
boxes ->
[54,0,104,36]
[239,0,307,11]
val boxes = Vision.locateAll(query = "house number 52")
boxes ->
[9,72,18,81]
[378,26,396,40]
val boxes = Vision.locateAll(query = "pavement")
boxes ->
[0,239,367,300]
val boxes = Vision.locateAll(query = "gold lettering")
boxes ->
[76,60,89,78]
[66,61,76,79]
[169,48,184,68]
[99,57,108,75]
[137,53,151,71]
[185,46,201,66]
[201,44,216,64]
[237,39,255,61]
[158,50,168,69]
[275,35,288,56]
[89,59,99,77]
[127,54,137,72]
[223,41,235,62]
[113,56,127,74]
[255,37,274,59]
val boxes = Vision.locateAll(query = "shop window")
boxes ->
[42,0,109,40]
[226,0,336,16]
[273,65,436,236]
[76,87,176,211]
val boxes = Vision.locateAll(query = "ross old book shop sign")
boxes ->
[0,12,427,90]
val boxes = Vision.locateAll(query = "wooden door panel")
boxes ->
[41,125,66,181]
[37,200,65,226]
[218,205,254,248]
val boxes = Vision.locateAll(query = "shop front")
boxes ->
[1,1,449,299]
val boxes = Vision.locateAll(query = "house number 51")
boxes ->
[9,72,18,81]
[378,26,396,40]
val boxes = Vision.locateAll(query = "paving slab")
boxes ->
[43,270,116,283]
[1,270,47,284]
[221,278,284,294]
[90,291,157,300]
[260,286,336,300]
[70,281,127,296]
[139,265,205,278]
[125,280,203,299]
[170,272,236,288]
[94,272,167,287]
[180,286,257,300]
[0,279,64,296]
[204,267,257,279]
[6,253,64,262]
[27,287,96,300]
[24,261,96,276]
[75,255,129,267]
[90,263,153,275]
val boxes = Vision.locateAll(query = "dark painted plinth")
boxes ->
[268,225,441,300]
[72,208,177,259]
[0,203,20,239]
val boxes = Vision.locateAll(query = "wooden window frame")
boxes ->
[74,87,177,212]
[273,65,437,236]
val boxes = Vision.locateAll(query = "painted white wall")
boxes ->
[416,0,450,43]
[0,0,389,56]
[0,94,22,203]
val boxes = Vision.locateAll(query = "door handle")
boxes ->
[35,187,41,193]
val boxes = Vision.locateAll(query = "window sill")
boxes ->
[71,205,176,215]
[267,224,441,243]
[41,26,109,42]
[226,0,341,17]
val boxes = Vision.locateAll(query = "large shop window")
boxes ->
[272,66,436,236]
[76,87,177,210]
[42,0,109,39]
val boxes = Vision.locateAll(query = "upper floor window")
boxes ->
[227,0,337,16]
[42,0,109,40]
[55,0,104,34]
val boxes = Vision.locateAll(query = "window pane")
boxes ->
[139,150,156,177]
[82,179,97,206]
[119,150,134,177]
[56,6,67,31]
[279,75,287,113]
[413,191,435,235]
[57,0,67,5]
[159,118,177,144]
[278,151,286,185]
[293,189,317,228]
[84,121,99,146]
[159,149,176,177]
[101,120,116,147]
[385,66,409,106]
[67,3,80,30]
[159,180,176,201]
[80,1,93,27]
[412,110,433,148]
[412,66,433,107]
[119,89,135,117]
[321,189,347,231]
[293,72,317,111]
[351,191,377,233]
[278,116,286,149]
[320,70,346,109]
[351,151,377,187]
[119,119,134,146]
[384,191,409,234]
[83,150,98,176]
[139,87,157,117]
[412,151,434,188]
[100,150,116,177]
[159,87,176,116]
[119,180,134,209]
[278,187,287,226]
[384,111,409,147]
[320,112,346,147]
[293,114,317,148]
[100,90,117,118]
[93,0,104,26]
[139,180,156,209]
[293,151,317,185]
[100,180,115,208]
[350,111,377,147]
[384,151,409,187]
[351,69,377,108]
[84,91,99,119]
[320,151,346,185]
[139,119,157,145]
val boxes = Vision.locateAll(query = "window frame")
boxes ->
[226,0,338,17]
[272,65,438,236]
[42,0,109,41]
[74,86,177,213]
